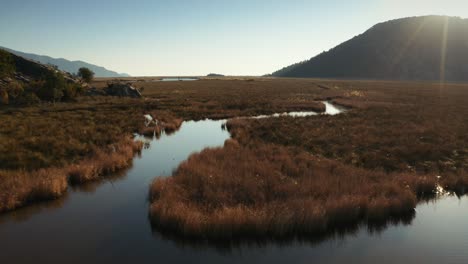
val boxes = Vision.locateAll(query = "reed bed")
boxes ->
[0,137,143,213]
[149,141,436,239]
[0,169,67,213]
[67,137,143,184]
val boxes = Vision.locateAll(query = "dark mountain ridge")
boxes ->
[273,16,468,82]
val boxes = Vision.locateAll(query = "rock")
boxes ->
[13,73,30,83]
[104,83,142,98]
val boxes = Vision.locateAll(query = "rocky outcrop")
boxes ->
[104,83,142,98]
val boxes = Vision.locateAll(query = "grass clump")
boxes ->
[0,169,67,212]
[0,137,143,213]
[67,137,143,184]
[150,142,428,240]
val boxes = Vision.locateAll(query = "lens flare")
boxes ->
[440,16,449,88]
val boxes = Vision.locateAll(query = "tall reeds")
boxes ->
[149,142,430,239]
[0,169,67,212]
[0,137,143,213]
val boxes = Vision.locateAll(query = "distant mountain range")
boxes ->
[273,15,468,82]
[0,47,130,78]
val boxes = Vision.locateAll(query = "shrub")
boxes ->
[78,67,94,83]
[35,72,66,102]
[63,82,82,100]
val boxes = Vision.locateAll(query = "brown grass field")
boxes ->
[0,98,147,212]
[2,77,468,239]
[150,141,428,239]
[148,78,468,240]
[0,78,335,213]
[94,78,329,119]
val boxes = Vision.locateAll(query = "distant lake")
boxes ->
[161,77,199,82]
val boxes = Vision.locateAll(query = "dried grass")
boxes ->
[149,142,427,239]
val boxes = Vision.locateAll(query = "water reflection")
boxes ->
[242,101,346,119]
[0,193,70,225]
[69,168,130,193]
[0,164,133,225]
[151,209,416,253]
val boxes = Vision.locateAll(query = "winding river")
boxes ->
[1,102,467,263]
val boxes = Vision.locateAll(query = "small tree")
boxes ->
[78,67,94,83]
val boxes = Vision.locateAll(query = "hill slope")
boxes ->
[1,49,87,104]
[0,47,130,77]
[273,16,468,82]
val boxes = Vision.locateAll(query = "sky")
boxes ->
[1,0,467,76]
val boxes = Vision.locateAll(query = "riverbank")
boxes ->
[0,137,143,213]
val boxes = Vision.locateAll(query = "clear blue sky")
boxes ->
[1,0,467,76]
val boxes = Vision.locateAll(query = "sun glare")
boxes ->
[440,16,449,87]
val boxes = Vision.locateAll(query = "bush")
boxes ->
[35,72,66,102]
[78,67,94,83]
[63,82,82,100]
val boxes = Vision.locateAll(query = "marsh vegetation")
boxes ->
[148,79,468,240]
[1,77,468,245]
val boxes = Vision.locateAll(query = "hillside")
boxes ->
[0,49,85,105]
[273,16,468,82]
[0,47,130,77]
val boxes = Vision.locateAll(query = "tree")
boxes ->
[78,67,94,83]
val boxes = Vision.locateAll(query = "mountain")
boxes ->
[273,16,468,82]
[0,47,130,77]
